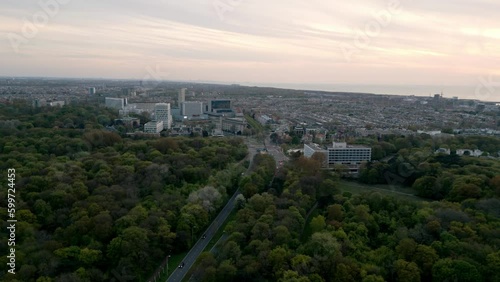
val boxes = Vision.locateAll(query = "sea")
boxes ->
[246,83,500,103]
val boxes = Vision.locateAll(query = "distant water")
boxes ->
[247,83,500,102]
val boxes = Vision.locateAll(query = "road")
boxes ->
[165,136,286,282]
[166,189,241,282]
[166,137,260,282]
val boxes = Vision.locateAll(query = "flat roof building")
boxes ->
[222,117,247,134]
[105,97,127,110]
[144,120,164,134]
[206,99,233,116]
[182,101,204,118]
[154,103,172,129]
[304,142,371,173]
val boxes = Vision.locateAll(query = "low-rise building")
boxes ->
[222,117,247,134]
[144,120,164,134]
[456,149,483,157]
[435,148,451,155]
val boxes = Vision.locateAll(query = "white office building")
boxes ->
[144,120,164,133]
[105,97,127,110]
[154,103,172,129]
[304,142,371,173]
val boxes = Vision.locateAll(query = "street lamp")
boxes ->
[166,254,171,276]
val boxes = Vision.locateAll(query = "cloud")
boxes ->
[1,0,499,87]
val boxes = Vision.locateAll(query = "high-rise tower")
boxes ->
[154,103,172,129]
[178,88,186,108]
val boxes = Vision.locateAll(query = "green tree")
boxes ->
[310,215,326,234]
[393,259,420,282]
[432,258,482,282]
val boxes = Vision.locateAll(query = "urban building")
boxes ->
[304,142,371,173]
[256,114,273,125]
[105,97,127,110]
[206,99,233,115]
[178,88,186,108]
[456,149,484,157]
[122,88,136,97]
[114,117,140,129]
[181,101,204,118]
[435,148,451,155]
[222,117,247,134]
[144,120,164,133]
[294,126,305,136]
[154,103,172,130]
[88,87,96,95]
[49,101,65,107]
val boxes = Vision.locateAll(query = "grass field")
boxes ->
[338,180,429,202]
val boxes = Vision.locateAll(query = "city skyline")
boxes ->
[1,0,499,99]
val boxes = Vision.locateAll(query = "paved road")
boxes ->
[166,137,259,282]
[166,189,241,282]
[167,135,288,282]
[264,135,289,167]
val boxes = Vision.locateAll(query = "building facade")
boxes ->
[154,103,172,129]
[304,142,371,173]
[222,117,247,134]
[105,97,127,110]
[178,88,186,108]
[206,99,233,115]
[144,120,164,133]
[181,101,204,118]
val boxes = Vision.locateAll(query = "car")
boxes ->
[202,234,206,239]
[178,262,185,268]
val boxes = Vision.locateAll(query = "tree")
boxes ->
[279,270,310,282]
[217,260,237,281]
[432,258,482,282]
[291,254,312,275]
[310,215,326,234]
[317,179,339,206]
[268,246,290,278]
[188,186,222,214]
[327,204,344,222]
[490,175,500,196]
[413,176,438,199]
[486,251,500,281]
[393,259,420,282]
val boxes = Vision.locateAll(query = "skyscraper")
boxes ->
[178,88,186,108]
[154,103,172,129]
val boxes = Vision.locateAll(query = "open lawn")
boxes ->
[339,180,430,202]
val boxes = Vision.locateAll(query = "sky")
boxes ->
[1,0,500,99]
